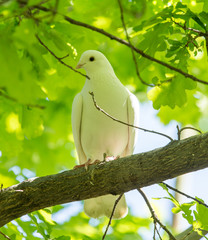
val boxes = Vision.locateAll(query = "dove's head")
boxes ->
[76,50,114,76]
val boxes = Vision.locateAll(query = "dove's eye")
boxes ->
[89,56,95,62]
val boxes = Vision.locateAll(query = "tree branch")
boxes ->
[35,34,89,79]
[1,132,208,227]
[0,89,45,110]
[0,231,11,240]
[162,182,208,208]
[117,0,152,87]
[31,5,208,85]
[102,194,123,240]
[138,188,176,240]
[89,91,173,141]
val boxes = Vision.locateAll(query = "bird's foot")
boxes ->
[103,153,120,162]
[73,159,101,170]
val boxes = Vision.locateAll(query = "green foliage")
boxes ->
[0,0,208,239]
[0,211,151,240]
[159,183,208,239]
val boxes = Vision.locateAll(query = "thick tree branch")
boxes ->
[1,132,208,227]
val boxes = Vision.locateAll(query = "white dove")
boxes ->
[71,50,139,219]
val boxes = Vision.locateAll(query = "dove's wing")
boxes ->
[124,90,140,156]
[71,93,87,164]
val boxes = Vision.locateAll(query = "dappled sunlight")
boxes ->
[93,16,112,29]
[5,113,21,133]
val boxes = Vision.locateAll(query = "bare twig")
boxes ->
[30,5,208,86]
[0,231,11,240]
[102,194,123,240]
[117,0,152,87]
[176,125,202,140]
[153,224,156,240]
[35,34,90,80]
[137,188,176,240]
[155,226,163,240]
[162,182,208,208]
[89,91,173,141]
[171,17,207,36]
[0,90,45,109]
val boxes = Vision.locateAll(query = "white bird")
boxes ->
[71,50,139,219]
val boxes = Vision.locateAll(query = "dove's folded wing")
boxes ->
[72,93,87,164]
[125,90,140,156]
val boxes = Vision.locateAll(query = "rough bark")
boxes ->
[1,132,208,227]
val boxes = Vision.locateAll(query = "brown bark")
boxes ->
[1,132,208,227]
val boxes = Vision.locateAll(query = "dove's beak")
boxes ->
[76,63,85,69]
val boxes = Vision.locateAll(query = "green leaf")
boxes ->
[187,9,207,31]
[180,202,195,224]
[199,11,208,27]
[148,74,197,109]
[158,91,201,125]
[194,200,208,230]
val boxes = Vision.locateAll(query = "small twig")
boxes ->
[35,34,90,80]
[177,126,202,141]
[155,226,163,240]
[153,223,156,240]
[176,125,180,140]
[137,188,176,240]
[0,231,11,240]
[59,53,69,60]
[89,91,173,142]
[0,184,3,192]
[180,229,193,240]
[155,78,173,86]
[162,182,208,208]
[171,17,207,36]
[117,0,153,87]
[0,90,45,110]
[177,125,202,140]
[102,194,123,240]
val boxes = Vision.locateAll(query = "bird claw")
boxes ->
[103,154,120,162]
[73,158,101,170]
[73,155,119,170]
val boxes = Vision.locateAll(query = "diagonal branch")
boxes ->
[117,0,153,87]
[35,34,89,79]
[0,231,11,240]
[31,5,208,85]
[0,89,45,109]
[1,132,208,227]
[89,91,173,141]
[138,188,176,240]
[162,182,208,208]
[102,194,123,240]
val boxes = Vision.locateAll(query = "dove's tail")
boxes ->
[84,194,128,219]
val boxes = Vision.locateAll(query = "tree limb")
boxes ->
[1,132,208,227]
[138,188,176,240]
[31,5,208,86]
